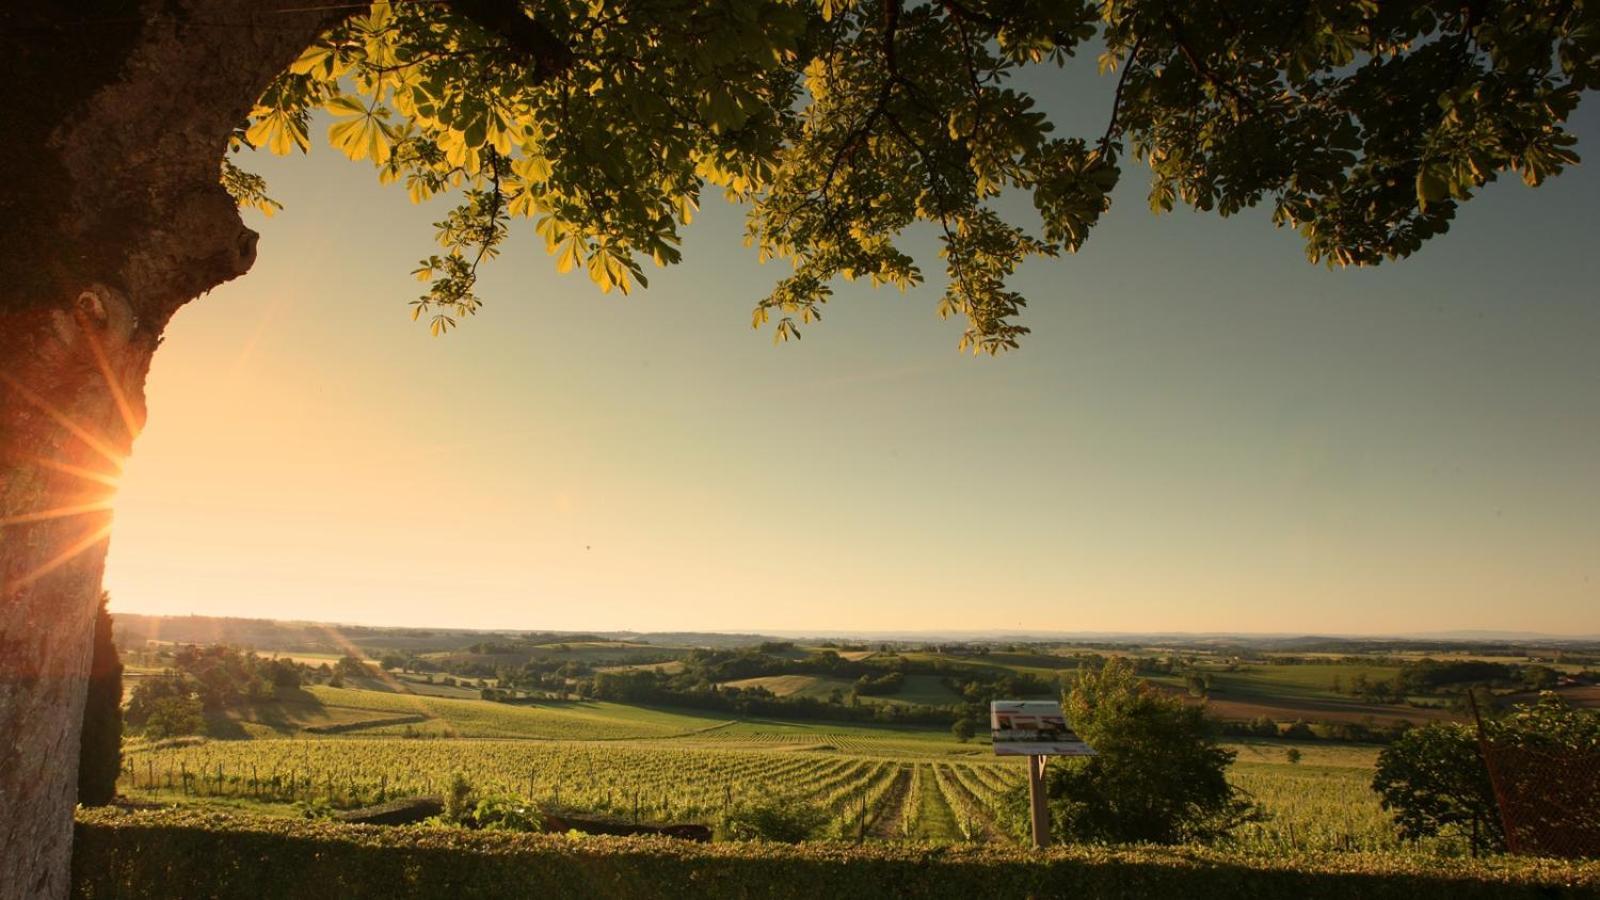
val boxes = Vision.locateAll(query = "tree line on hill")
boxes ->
[1333,659,1583,705]
[420,644,1060,729]
[121,645,372,740]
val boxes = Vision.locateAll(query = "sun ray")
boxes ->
[4,520,115,593]
[0,499,116,527]
[79,324,143,442]
[0,371,126,469]
[29,456,123,489]
[315,623,428,711]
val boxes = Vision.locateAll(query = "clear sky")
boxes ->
[103,65,1600,636]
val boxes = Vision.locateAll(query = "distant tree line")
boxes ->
[123,645,349,739]
[453,646,1065,728]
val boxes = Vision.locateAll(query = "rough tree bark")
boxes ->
[0,3,342,897]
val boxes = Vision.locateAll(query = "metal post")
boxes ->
[1027,754,1050,849]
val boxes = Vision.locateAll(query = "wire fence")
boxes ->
[1479,738,1600,859]
[1472,695,1600,859]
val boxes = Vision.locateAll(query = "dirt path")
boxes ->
[865,765,913,840]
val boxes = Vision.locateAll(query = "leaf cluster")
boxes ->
[1024,656,1261,845]
[234,0,1598,350]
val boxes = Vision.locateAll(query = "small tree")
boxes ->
[473,794,544,832]
[1285,748,1302,765]
[76,593,123,806]
[718,796,830,843]
[1024,657,1258,845]
[951,718,976,742]
[140,697,205,740]
[1372,723,1502,855]
[442,772,476,826]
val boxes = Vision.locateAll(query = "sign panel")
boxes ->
[990,700,1095,757]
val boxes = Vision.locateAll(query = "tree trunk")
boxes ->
[0,3,342,897]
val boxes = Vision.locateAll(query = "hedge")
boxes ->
[302,715,429,735]
[73,809,1600,899]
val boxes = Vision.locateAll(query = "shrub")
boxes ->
[951,718,976,742]
[1016,657,1259,845]
[718,797,830,843]
[139,696,204,740]
[1377,694,1600,857]
[473,795,544,833]
[72,808,1600,899]
[442,773,475,825]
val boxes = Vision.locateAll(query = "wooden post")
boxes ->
[1027,754,1050,850]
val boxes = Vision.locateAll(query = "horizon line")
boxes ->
[106,608,1600,644]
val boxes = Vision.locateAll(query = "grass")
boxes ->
[1209,664,1405,700]
[118,684,1433,855]
[303,686,734,740]
[717,673,963,708]
[1225,739,1381,768]
[719,674,856,698]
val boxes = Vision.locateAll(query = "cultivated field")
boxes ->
[120,682,1417,853]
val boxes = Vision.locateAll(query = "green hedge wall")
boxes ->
[73,809,1600,900]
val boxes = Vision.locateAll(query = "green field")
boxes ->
[119,682,1427,854]
[717,673,963,708]
[111,622,1599,871]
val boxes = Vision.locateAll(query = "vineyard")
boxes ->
[118,732,1409,851]
[118,738,1025,843]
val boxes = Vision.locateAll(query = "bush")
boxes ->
[139,696,204,740]
[1372,723,1501,854]
[72,808,1600,899]
[951,718,976,742]
[442,773,475,825]
[718,797,830,843]
[1376,694,1600,857]
[473,795,544,833]
[1018,657,1259,845]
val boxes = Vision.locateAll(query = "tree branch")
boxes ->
[1100,38,1142,152]
[448,0,573,82]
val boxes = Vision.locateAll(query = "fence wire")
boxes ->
[1474,702,1600,859]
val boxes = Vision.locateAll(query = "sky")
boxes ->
[103,62,1600,636]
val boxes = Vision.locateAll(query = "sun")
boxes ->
[0,348,129,592]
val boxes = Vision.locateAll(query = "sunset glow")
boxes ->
[104,118,1600,638]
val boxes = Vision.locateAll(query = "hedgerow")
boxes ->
[73,809,1600,899]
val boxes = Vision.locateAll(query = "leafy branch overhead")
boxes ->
[237,0,1599,351]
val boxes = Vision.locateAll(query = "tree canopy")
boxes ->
[234,0,1598,352]
[1016,656,1257,844]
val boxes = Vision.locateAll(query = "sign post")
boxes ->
[1027,753,1050,848]
[991,700,1094,850]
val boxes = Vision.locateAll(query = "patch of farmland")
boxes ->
[718,674,856,697]
[304,686,734,740]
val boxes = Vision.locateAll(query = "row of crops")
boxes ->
[118,740,1028,842]
[119,738,1406,851]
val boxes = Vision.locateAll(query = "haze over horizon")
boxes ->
[103,608,1600,642]
[103,68,1599,638]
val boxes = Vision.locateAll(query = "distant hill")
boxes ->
[109,613,796,655]
[108,612,1600,656]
